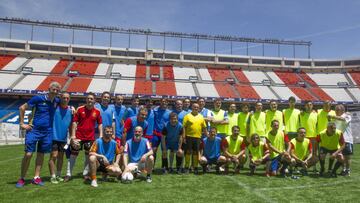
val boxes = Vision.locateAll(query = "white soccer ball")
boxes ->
[121,172,134,183]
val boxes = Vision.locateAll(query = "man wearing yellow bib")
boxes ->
[210,98,228,139]
[299,101,318,173]
[226,103,239,137]
[289,127,318,177]
[248,133,270,177]
[317,101,335,134]
[283,96,300,140]
[265,120,290,176]
[249,102,266,140]
[317,122,345,177]
[265,100,283,133]
[223,126,246,174]
[237,103,251,141]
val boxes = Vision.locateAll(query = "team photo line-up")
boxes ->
[15,81,353,188]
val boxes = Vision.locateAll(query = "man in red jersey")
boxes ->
[65,93,103,182]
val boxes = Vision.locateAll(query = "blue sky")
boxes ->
[0,0,359,59]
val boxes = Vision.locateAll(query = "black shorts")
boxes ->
[185,137,200,152]
[97,157,108,173]
[343,143,353,155]
[319,147,337,155]
[52,141,66,152]
[71,140,93,152]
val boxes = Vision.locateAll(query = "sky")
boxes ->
[0,0,359,59]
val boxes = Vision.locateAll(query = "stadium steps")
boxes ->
[343,72,355,86]
[308,87,334,101]
[232,69,251,84]
[344,88,358,102]
[229,69,240,83]
[61,61,75,76]
[152,81,156,95]
[110,79,117,94]
[194,68,203,81]
[263,71,277,84]
[62,77,73,92]
[106,63,114,78]
[207,67,231,81]
[213,83,238,98]
[15,58,32,74]
[288,87,317,101]
[8,74,26,89]
[348,71,360,86]
[159,66,164,80]
[149,65,160,80]
[146,65,150,80]
[234,84,260,99]
[192,82,200,97]
[267,86,281,100]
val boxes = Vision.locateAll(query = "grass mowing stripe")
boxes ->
[226,176,276,203]
[0,156,22,164]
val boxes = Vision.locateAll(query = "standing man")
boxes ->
[210,98,229,139]
[198,97,213,132]
[123,126,154,183]
[329,104,353,176]
[238,103,251,140]
[126,96,140,119]
[49,92,72,184]
[173,99,188,124]
[249,102,266,140]
[16,82,61,188]
[144,99,155,141]
[113,95,127,146]
[226,103,239,137]
[183,103,208,174]
[152,98,171,169]
[283,96,300,140]
[299,101,318,172]
[123,107,148,142]
[95,91,115,135]
[183,98,192,113]
[66,93,103,182]
[265,100,283,133]
[88,126,122,187]
[317,122,345,177]
[317,100,335,134]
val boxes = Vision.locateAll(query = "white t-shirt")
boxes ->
[335,113,353,144]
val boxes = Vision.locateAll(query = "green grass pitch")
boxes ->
[0,144,359,202]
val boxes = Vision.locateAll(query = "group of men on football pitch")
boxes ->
[15,82,354,188]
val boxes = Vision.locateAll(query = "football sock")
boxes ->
[66,156,76,176]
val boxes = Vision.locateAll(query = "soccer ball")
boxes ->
[121,172,134,183]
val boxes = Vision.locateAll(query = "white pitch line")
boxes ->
[0,156,22,164]
[257,178,358,191]
[226,176,276,203]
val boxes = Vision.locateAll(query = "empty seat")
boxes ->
[0,73,21,89]
[274,71,300,85]
[308,87,333,101]
[114,79,135,94]
[175,82,196,96]
[213,83,237,98]
[173,67,197,80]
[66,78,92,92]
[288,87,317,101]
[298,72,318,86]
[134,80,152,95]
[232,69,251,83]
[156,81,176,96]
[51,59,70,74]
[198,68,212,81]
[94,63,109,76]
[150,65,160,75]
[348,71,360,86]
[266,71,284,84]
[321,88,353,102]
[70,60,100,75]
[234,84,260,99]
[36,76,68,91]
[87,78,113,93]
[242,70,268,83]
[13,75,47,90]
[1,57,28,71]
[26,58,59,73]
[306,72,349,86]
[0,55,16,69]
[348,88,360,101]
[162,65,174,80]
[135,64,147,78]
[207,67,232,81]
[195,83,219,97]
[112,64,136,77]
[252,85,278,100]
[271,86,299,100]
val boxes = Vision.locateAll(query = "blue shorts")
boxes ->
[166,141,179,151]
[270,155,281,172]
[151,136,162,148]
[25,129,52,153]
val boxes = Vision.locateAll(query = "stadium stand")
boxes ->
[69,60,100,75]
[348,71,360,86]
[207,67,232,81]
[195,83,220,97]
[162,65,174,80]
[0,55,16,69]
[174,82,196,97]
[271,86,299,100]
[134,80,153,95]
[306,72,349,86]
[156,81,177,96]
[111,64,136,78]
[1,57,28,71]
[266,71,285,84]
[213,83,237,98]
[36,76,68,91]
[114,79,135,94]
[0,73,22,89]
[13,75,47,90]
[322,88,354,102]
[348,88,360,101]
[173,67,197,80]
[66,77,93,92]
[135,64,147,78]
[232,69,251,83]
[94,63,109,76]
[252,85,278,100]
[51,59,70,74]
[26,58,59,73]
[234,84,260,99]
[87,78,113,93]
[198,68,215,81]
[242,70,269,83]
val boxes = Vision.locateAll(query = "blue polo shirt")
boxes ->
[114,104,127,138]
[96,138,118,164]
[28,94,59,131]
[162,122,183,145]
[53,106,72,142]
[146,109,154,136]
[95,103,114,128]
[126,106,138,119]
[202,137,222,160]
[153,106,171,134]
